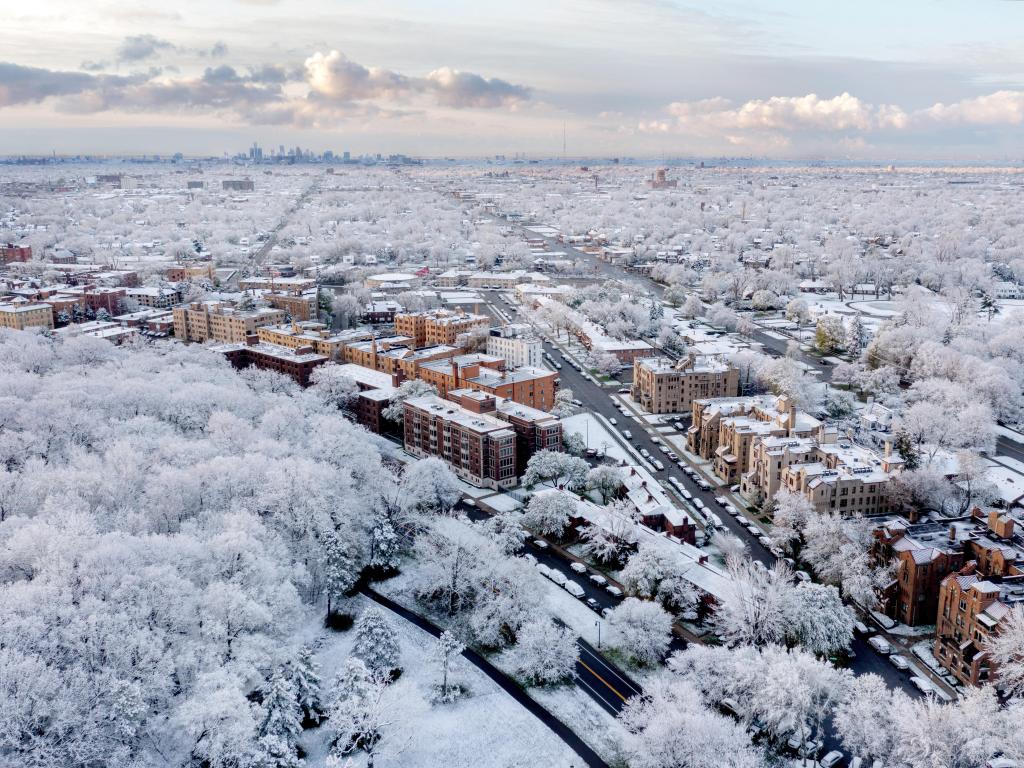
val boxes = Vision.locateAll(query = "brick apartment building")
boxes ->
[875,509,1023,626]
[344,336,459,380]
[631,354,739,414]
[446,388,562,476]
[934,566,1024,686]
[165,263,215,283]
[459,365,558,411]
[394,308,490,347]
[173,302,285,343]
[363,300,403,324]
[0,243,32,263]
[263,291,318,321]
[403,393,517,489]
[216,341,328,386]
[257,322,366,358]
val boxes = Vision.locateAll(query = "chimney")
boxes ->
[949,524,957,543]
[884,440,892,458]
[451,360,459,390]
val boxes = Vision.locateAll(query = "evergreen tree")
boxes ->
[256,669,302,763]
[845,316,865,358]
[353,606,401,674]
[257,734,301,768]
[321,529,361,617]
[290,645,325,725]
[893,428,919,471]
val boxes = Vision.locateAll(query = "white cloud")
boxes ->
[921,90,1024,125]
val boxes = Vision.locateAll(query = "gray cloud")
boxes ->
[117,34,175,63]
[0,63,133,107]
[209,41,229,58]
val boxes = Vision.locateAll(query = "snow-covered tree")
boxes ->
[580,500,638,565]
[715,556,793,647]
[608,597,673,666]
[550,388,576,417]
[619,541,700,612]
[785,581,855,656]
[509,619,578,686]
[354,607,401,675]
[382,379,438,422]
[521,490,577,537]
[832,673,899,761]
[310,363,359,409]
[522,450,589,490]
[291,645,325,725]
[586,464,623,503]
[431,630,465,702]
[400,457,461,517]
[987,604,1024,698]
[256,669,302,765]
[619,676,762,768]
[328,658,411,768]
[478,508,528,555]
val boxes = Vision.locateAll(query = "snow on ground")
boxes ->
[299,595,581,768]
[561,411,630,463]
[529,685,629,765]
[983,460,1024,505]
[479,492,523,512]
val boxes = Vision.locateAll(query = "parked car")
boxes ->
[697,479,711,491]
[536,564,552,579]
[564,581,585,598]
[693,498,705,509]
[868,636,892,655]
[653,459,665,471]
[572,399,583,406]
[673,421,685,431]
[617,388,630,395]
[639,448,651,459]
[667,451,679,461]
[715,496,728,506]
[623,430,632,439]
[600,607,613,619]
[759,535,773,548]
[585,598,601,611]
[730,484,740,493]
[609,417,617,425]
[911,676,934,695]
[854,620,871,635]
[523,553,537,565]
[658,444,670,454]
[795,570,811,582]
[548,571,567,587]
[682,489,693,500]
[819,750,845,767]
[589,573,608,586]
[890,655,910,671]
[533,539,549,550]
[650,437,663,446]
[606,585,623,598]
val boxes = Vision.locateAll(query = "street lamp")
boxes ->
[595,620,602,649]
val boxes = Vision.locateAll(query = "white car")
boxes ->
[658,444,670,454]
[819,751,845,768]
[715,496,728,506]
[853,620,871,635]
[639,448,651,459]
[889,655,910,671]
[606,585,623,598]
[693,498,705,509]
[682,489,693,500]
[623,429,633,439]
[911,676,934,695]
[609,417,617,425]
[653,459,665,471]
[533,539,549,550]
[548,570,567,587]
[570,562,587,574]
[868,636,892,655]
[564,581,585,598]
[589,574,607,586]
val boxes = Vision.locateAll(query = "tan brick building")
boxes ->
[173,302,285,343]
[394,309,490,347]
[257,322,365,358]
[263,291,318,321]
[631,355,739,414]
[0,302,55,330]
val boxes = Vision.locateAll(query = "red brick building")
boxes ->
[0,243,31,263]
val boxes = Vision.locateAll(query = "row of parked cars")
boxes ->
[528,543,622,618]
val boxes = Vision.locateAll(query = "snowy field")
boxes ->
[298,596,582,768]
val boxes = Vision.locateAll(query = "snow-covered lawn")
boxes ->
[561,411,632,464]
[529,685,629,765]
[299,595,582,768]
[479,492,523,512]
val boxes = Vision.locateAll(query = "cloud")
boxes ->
[117,34,175,63]
[0,63,126,107]
[207,42,229,59]
[921,90,1024,125]
[80,60,108,72]
[663,92,906,133]
[304,50,530,109]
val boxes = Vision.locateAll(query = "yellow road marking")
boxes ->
[578,659,627,702]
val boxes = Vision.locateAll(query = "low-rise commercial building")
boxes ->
[631,354,739,414]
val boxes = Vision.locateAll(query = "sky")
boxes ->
[2,0,1024,159]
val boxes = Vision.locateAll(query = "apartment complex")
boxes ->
[934,566,1024,686]
[418,354,506,397]
[0,243,32,263]
[217,342,328,386]
[463,365,559,411]
[126,287,182,309]
[874,510,1023,626]
[173,302,286,343]
[403,393,517,489]
[486,324,543,368]
[263,290,318,321]
[631,354,739,414]
[257,322,365,358]
[446,388,562,476]
[393,308,490,347]
[0,302,54,330]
